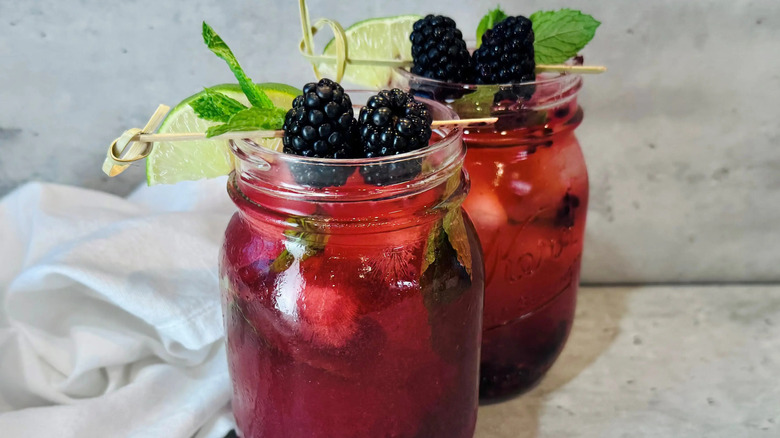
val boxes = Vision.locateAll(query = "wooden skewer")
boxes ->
[296,1,606,78]
[303,54,606,75]
[134,130,283,142]
[102,113,498,177]
[536,64,607,74]
[127,117,498,144]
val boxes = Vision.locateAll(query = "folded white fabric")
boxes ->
[0,178,237,437]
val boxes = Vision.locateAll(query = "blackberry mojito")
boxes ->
[398,8,598,400]
[461,80,587,400]
[220,88,484,437]
[107,20,490,438]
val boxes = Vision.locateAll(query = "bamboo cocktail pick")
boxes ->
[296,0,606,84]
[103,104,169,177]
[102,108,497,177]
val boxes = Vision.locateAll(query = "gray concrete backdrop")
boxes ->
[1,0,778,283]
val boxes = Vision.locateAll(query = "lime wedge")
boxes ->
[146,82,298,185]
[318,15,421,88]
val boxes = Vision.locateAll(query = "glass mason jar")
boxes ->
[219,93,484,438]
[395,70,589,401]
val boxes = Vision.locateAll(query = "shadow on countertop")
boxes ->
[474,286,632,438]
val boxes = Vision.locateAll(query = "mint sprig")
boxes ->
[530,9,600,64]
[205,107,287,138]
[193,22,288,137]
[476,7,508,48]
[190,88,248,123]
[201,22,274,109]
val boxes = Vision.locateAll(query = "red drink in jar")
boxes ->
[219,94,484,437]
[399,71,589,401]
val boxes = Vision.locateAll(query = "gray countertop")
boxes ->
[475,286,780,437]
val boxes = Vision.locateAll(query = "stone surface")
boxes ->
[1,0,779,282]
[476,286,780,437]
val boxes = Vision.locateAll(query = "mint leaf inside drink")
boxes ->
[421,221,471,310]
[270,217,329,273]
[189,88,248,123]
[475,6,508,48]
[530,9,600,64]
[202,22,274,109]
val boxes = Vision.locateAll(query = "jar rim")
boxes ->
[232,93,460,166]
[231,126,460,168]
[229,92,466,203]
[393,69,583,111]
[395,67,582,88]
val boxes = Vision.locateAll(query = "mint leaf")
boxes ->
[530,9,600,64]
[205,107,287,138]
[189,88,247,123]
[450,85,500,118]
[202,22,274,109]
[205,124,232,138]
[421,219,471,310]
[422,222,443,275]
[269,249,295,273]
[442,209,473,278]
[271,217,328,273]
[421,208,472,279]
[476,6,508,48]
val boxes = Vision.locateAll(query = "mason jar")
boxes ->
[396,70,589,401]
[219,93,484,437]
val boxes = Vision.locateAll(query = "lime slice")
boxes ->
[318,15,421,88]
[146,82,298,185]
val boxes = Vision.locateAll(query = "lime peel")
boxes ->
[318,15,421,88]
[145,83,298,186]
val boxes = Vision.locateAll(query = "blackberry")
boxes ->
[410,15,475,83]
[473,15,535,92]
[282,78,358,187]
[358,89,432,157]
[555,192,581,228]
[357,89,433,186]
[360,160,423,186]
[480,320,569,400]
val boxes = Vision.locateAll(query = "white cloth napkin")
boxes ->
[0,177,238,437]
